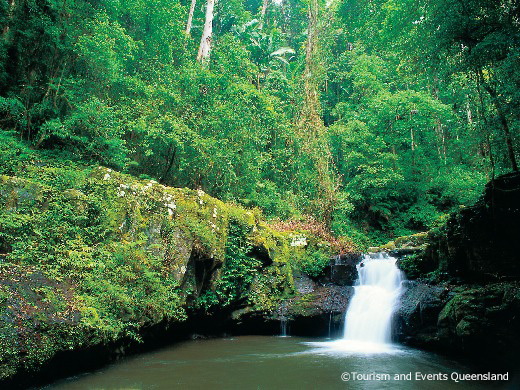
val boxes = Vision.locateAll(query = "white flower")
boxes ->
[167,201,176,216]
[197,189,205,205]
[103,173,111,180]
[290,235,307,247]
[165,195,177,216]
[212,207,217,218]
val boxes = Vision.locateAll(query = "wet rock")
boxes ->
[395,280,520,366]
[393,280,452,346]
[320,252,362,286]
[369,233,428,262]
[394,232,428,248]
[293,271,315,294]
[381,240,396,251]
[233,281,354,338]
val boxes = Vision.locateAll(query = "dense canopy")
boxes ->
[1,0,518,245]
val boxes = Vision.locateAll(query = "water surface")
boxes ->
[47,336,510,389]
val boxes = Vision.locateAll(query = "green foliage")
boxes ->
[294,249,330,278]
[1,0,501,240]
[398,253,424,279]
[213,218,261,305]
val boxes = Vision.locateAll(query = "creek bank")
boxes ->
[5,159,519,387]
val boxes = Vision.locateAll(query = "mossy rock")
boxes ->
[0,163,344,382]
[0,176,47,211]
[394,232,428,249]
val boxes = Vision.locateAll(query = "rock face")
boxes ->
[232,271,353,338]
[320,253,362,286]
[368,232,429,256]
[394,281,520,365]
[393,172,520,367]
[394,281,452,348]
[423,172,520,281]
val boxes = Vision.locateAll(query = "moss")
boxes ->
[0,160,335,381]
[248,263,294,311]
[394,232,428,248]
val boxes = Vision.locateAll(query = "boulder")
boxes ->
[393,280,452,346]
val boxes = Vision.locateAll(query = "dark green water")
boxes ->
[47,336,513,390]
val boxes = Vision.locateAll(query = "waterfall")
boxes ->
[343,253,403,344]
[328,311,332,339]
[280,317,288,337]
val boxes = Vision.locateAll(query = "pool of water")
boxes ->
[46,336,513,389]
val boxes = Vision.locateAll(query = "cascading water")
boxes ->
[280,317,288,337]
[306,252,405,353]
[343,253,404,344]
[307,253,404,353]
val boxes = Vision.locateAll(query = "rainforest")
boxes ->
[0,0,519,388]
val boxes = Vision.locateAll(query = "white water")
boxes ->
[343,253,404,343]
[306,253,405,354]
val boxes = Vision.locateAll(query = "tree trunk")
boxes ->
[259,0,268,30]
[196,0,214,64]
[495,106,518,171]
[185,0,196,36]
[2,0,16,36]
[299,0,340,228]
[477,69,518,172]
[476,78,495,180]
[466,99,473,125]
[160,146,177,184]
[301,0,320,135]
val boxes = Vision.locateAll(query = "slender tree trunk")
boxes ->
[435,118,447,164]
[299,0,340,227]
[492,100,518,171]
[301,0,321,135]
[2,0,16,36]
[160,146,177,184]
[197,0,214,64]
[434,119,443,163]
[477,69,518,172]
[466,99,473,125]
[185,0,196,35]
[259,0,269,30]
[476,78,495,179]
